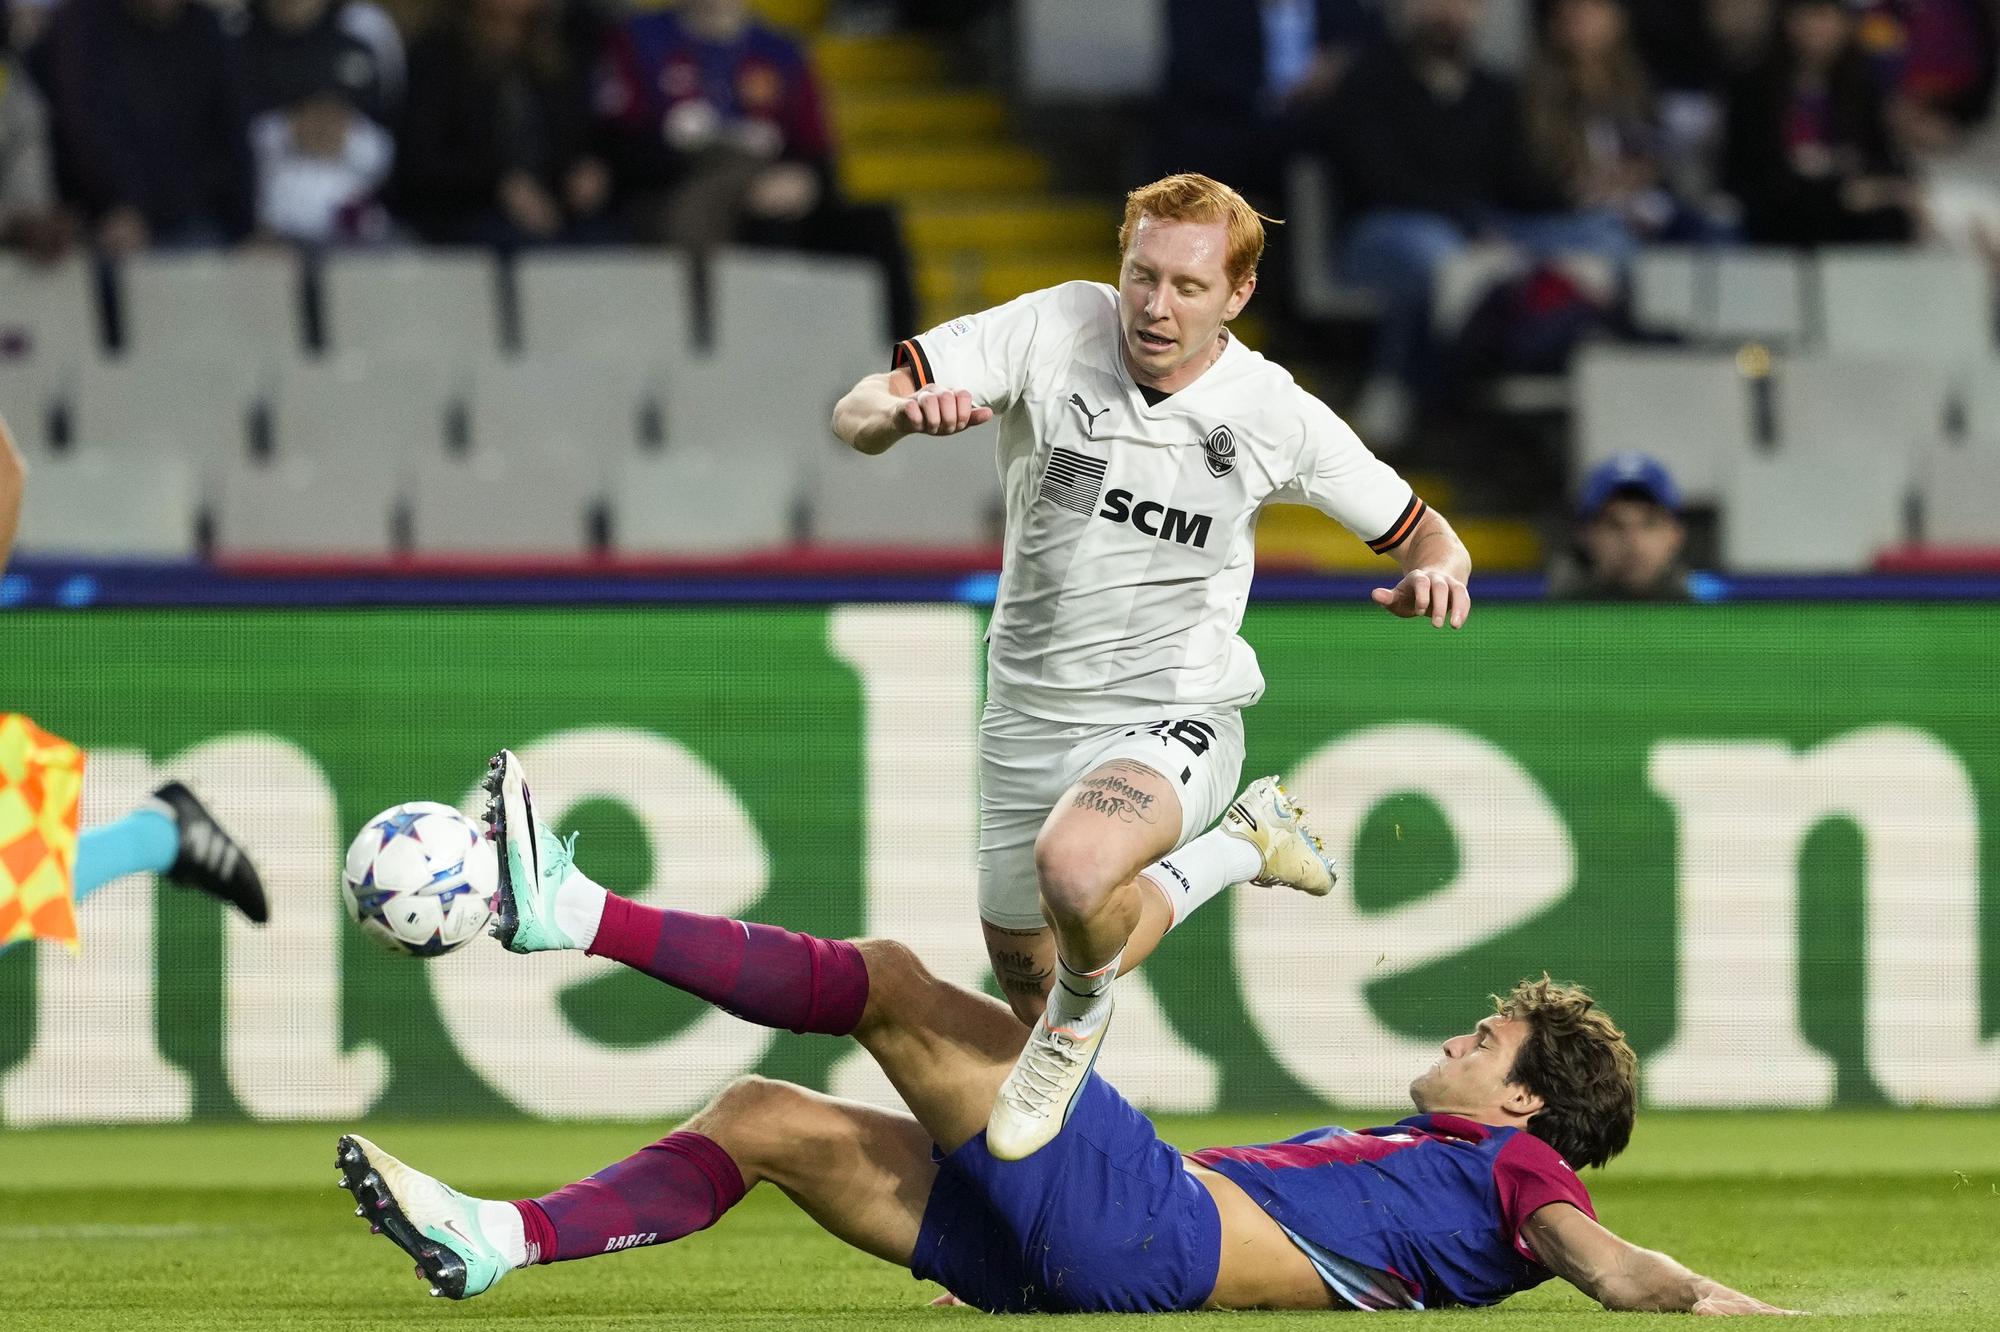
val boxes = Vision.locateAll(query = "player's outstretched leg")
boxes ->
[339,1078,941,1303]
[151,782,269,923]
[70,782,268,922]
[480,747,1031,1150]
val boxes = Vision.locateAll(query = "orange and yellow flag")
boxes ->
[0,714,85,949]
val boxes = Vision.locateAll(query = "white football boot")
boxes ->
[1222,775,1339,896]
[337,1134,510,1300]
[985,1001,1114,1161]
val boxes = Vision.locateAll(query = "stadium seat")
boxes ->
[513,250,694,365]
[0,360,70,459]
[70,358,263,473]
[213,453,400,556]
[1721,443,1910,571]
[407,452,595,555]
[1773,356,1952,474]
[1958,358,2000,442]
[1570,346,1752,502]
[118,253,302,365]
[467,357,652,464]
[709,249,885,387]
[318,250,502,364]
[13,448,198,557]
[661,353,829,470]
[806,422,1002,545]
[1631,246,1702,337]
[609,446,797,555]
[1818,247,1995,362]
[268,357,454,467]
[1918,443,2000,544]
[1710,249,1808,345]
[0,256,100,367]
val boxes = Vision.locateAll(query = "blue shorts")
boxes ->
[910,1074,1222,1313]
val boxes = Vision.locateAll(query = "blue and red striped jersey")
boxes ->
[1189,1113,1594,1308]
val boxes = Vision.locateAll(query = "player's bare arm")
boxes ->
[1523,1202,1804,1316]
[1370,504,1473,629]
[0,410,25,572]
[831,366,992,456]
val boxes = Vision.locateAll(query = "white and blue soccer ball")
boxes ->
[342,801,498,957]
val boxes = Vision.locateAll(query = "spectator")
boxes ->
[0,41,71,260]
[1307,0,1629,443]
[1522,0,1668,232]
[389,0,611,247]
[1548,452,1692,599]
[1157,0,1385,200]
[597,0,914,334]
[29,0,254,253]
[1856,0,1998,150]
[1721,0,1915,245]
[242,0,404,245]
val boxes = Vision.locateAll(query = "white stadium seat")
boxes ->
[610,446,796,555]
[467,357,652,464]
[1570,347,1751,502]
[709,248,885,387]
[514,250,694,365]
[1919,444,2000,545]
[119,252,302,365]
[70,358,263,472]
[806,422,1001,545]
[408,452,595,555]
[1722,443,1910,572]
[268,357,453,467]
[213,454,400,556]
[660,353,829,470]
[1818,247,1995,361]
[1711,248,1809,345]
[14,449,198,557]
[1951,358,2000,443]
[1772,356,1952,471]
[1631,246,1702,337]
[319,250,502,363]
[0,360,70,460]
[0,256,99,367]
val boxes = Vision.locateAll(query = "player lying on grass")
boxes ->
[335,749,1800,1315]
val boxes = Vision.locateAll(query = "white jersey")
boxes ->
[894,281,1424,724]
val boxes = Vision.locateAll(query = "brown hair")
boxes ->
[1495,975,1637,1169]
[1117,173,1276,289]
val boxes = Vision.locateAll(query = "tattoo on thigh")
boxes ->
[1071,768,1160,824]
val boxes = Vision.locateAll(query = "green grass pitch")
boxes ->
[5,1110,1997,1329]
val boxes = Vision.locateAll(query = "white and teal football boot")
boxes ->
[482,748,585,953]
[336,1134,509,1300]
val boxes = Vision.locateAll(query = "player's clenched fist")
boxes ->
[899,386,994,436]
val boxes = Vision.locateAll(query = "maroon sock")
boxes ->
[512,1130,745,1264]
[586,894,869,1036]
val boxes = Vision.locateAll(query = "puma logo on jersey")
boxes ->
[1067,392,1110,438]
[1098,488,1213,548]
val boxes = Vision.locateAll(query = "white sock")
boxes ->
[476,1198,531,1268]
[1047,949,1121,1036]
[554,869,608,950]
[1141,829,1264,929]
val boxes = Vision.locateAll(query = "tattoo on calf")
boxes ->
[1071,769,1160,824]
[992,949,1053,997]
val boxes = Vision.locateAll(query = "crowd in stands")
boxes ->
[1164,0,2000,440]
[0,0,911,328]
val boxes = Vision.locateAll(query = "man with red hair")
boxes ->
[832,173,1473,1160]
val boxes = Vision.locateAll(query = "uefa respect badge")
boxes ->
[0,713,85,950]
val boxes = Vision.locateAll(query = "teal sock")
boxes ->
[73,805,181,905]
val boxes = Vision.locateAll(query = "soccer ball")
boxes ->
[342,802,498,957]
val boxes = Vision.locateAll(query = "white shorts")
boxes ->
[976,701,1247,931]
